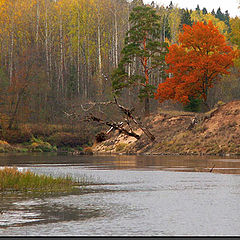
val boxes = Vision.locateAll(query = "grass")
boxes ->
[115,143,128,152]
[0,167,83,193]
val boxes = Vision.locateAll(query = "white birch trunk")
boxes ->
[36,0,40,49]
[9,30,14,85]
[59,7,64,96]
[77,14,80,96]
[45,0,49,80]
[97,14,102,96]
[114,6,118,68]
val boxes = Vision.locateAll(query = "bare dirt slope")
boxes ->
[93,101,240,156]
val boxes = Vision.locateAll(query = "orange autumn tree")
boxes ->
[155,20,237,110]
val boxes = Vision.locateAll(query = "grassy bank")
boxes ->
[0,167,84,193]
[0,123,95,154]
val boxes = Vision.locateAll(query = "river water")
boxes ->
[0,153,240,236]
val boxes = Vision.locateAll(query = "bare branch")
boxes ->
[114,97,156,141]
[89,115,140,140]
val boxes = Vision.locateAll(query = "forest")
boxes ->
[0,0,239,151]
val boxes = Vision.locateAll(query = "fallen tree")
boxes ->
[64,97,155,142]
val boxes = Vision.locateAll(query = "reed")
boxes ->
[0,167,81,193]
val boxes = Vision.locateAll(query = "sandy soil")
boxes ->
[93,101,240,156]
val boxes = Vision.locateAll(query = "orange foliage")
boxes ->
[155,21,238,104]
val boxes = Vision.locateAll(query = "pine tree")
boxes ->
[181,9,192,27]
[196,4,200,12]
[112,5,168,116]
[162,14,171,40]
[216,7,224,21]
[202,7,208,15]
[224,10,230,29]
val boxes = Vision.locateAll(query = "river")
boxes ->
[0,153,240,236]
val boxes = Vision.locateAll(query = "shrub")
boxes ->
[95,132,107,143]
[48,132,88,147]
[1,129,32,144]
[183,97,202,112]
[76,146,83,152]
[58,146,75,152]
[115,143,128,152]
[0,147,5,153]
[0,140,15,152]
[29,137,57,152]
[83,147,93,155]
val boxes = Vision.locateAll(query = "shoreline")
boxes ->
[92,101,240,157]
[92,151,240,158]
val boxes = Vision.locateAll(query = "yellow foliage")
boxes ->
[31,142,40,147]
[191,11,228,36]
[0,140,9,146]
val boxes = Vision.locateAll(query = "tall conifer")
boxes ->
[112,5,168,116]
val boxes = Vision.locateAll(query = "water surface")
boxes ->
[0,154,240,236]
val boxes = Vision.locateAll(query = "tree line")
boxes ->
[0,0,239,128]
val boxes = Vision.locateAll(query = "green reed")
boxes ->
[0,167,82,193]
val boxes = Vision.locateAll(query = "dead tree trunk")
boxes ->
[114,97,155,141]
[89,115,140,140]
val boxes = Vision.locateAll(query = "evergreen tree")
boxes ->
[224,10,230,29]
[112,5,168,116]
[181,9,193,27]
[161,13,171,40]
[196,4,200,12]
[211,9,216,16]
[216,7,224,21]
[202,7,208,15]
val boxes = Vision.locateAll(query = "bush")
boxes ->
[0,147,5,153]
[95,132,107,143]
[183,97,202,112]
[48,132,88,147]
[76,146,83,152]
[58,146,75,152]
[115,143,128,152]
[0,140,15,152]
[26,124,60,138]
[83,147,93,155]
[29,137,57,152]
[1,129,32,144]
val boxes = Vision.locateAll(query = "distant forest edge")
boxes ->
[0,0,239,129]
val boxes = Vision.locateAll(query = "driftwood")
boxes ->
[114,97,155,142]
[210,164,215,173]
[64,97,156,142]
[89,115,140,140]
[186,117,198,130]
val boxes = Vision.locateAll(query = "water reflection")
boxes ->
[1,153,240,174]
[0,199,101,228]
[0,154,240,236]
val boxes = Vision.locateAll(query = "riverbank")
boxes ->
[0,123,93,154]
[0,139,94,155]
[93,100,240,156]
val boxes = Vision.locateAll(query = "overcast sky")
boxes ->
[143,0,240,17]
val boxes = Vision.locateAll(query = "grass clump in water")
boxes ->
[0,167,80,193]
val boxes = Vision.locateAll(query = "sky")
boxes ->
[143,0,240,17]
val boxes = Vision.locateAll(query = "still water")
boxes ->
[0,153,240,236]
